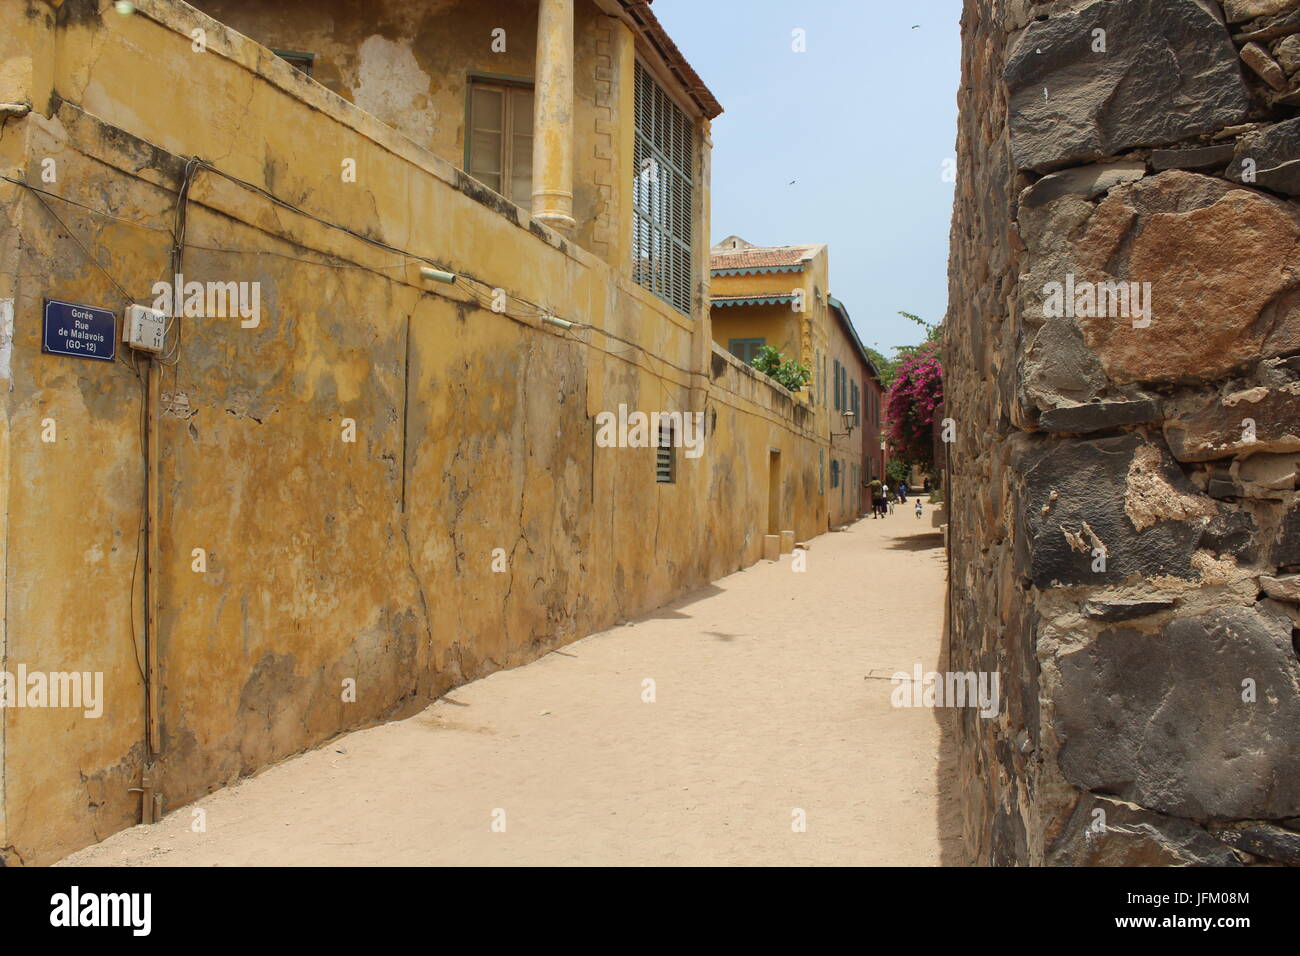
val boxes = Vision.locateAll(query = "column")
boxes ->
[531,0,576,234]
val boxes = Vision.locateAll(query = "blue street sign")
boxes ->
[43,299,117,361]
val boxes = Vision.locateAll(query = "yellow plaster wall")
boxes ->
[0,0,823,864]
[189,0,628,266]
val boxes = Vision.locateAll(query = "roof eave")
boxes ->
[827,295,881,384]
[609,0,723,119]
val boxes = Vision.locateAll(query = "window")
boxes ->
[467,77,534,210]
[819,448,825,494]
[830,458,840,489]
[851,381,860,421]
[655,418,676,484]
[814,350,821,404]
[272,49,315,76]
[832,359,841,410]
[728,338,765,365]
[632,60,696,315]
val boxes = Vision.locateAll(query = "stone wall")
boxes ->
[947,0,1300,865]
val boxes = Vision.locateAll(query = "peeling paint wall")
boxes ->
[189,0,625,265]
[0,0,824,864]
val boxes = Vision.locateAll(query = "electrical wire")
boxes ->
[2,165,702,382]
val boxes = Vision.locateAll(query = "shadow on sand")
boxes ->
[887,531,945,552]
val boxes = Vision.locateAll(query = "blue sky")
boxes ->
[654,0,964,355]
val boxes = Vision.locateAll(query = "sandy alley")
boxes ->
[64,512,959,866]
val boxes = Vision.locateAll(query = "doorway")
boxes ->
[768,449,781,534]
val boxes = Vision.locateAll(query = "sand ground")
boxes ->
[64,512,960,866]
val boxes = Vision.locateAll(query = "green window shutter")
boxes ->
[632,60,696,316]
[728,338,765,365]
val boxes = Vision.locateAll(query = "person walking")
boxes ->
[869,478,885,518]
[899,481,909,504]
[915,498,924,519]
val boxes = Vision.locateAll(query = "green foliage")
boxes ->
[864,345,899,389]
[885,459,910,486]
[886,346,943,470]
[868,312,943,390]
[751,345,811,392]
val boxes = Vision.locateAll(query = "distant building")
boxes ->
[709,238,885,526]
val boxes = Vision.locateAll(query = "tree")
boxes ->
[864,345,899,389]
[868,313,942,390]
[885,342,943,470]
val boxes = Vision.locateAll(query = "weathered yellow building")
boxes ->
[709,237,885,527]
[0,0,847,864]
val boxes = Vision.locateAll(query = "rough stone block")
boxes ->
[1049,794,1241,866]
[1198,511,1258,562]
[1038,398,1160,434]
[779,530,795,554]
[1229,117,1300,196]
[1241,41,1291,89]
[1070,172,1300,385]
[1020,161,1146,208]
[1277,502,1300,565]
[1276,33,1300,74]
[1150,144,1236,172]
[1166,384,1300,461]
[1019,435,1204,587]
[1236,453,1299,497]
[1055,606,1300,819]
[1223,0,1300,23]
[1212,823,1300,864]
[1081,599,1176,621]
[1004,0,1250,171]
[762,534,780,562]
[1260,573,1300,601]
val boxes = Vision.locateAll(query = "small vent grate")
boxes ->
[655,419,676,483]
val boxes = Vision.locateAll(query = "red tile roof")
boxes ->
[709,246,816,271]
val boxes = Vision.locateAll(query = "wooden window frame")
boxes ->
[464,72,535,210]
